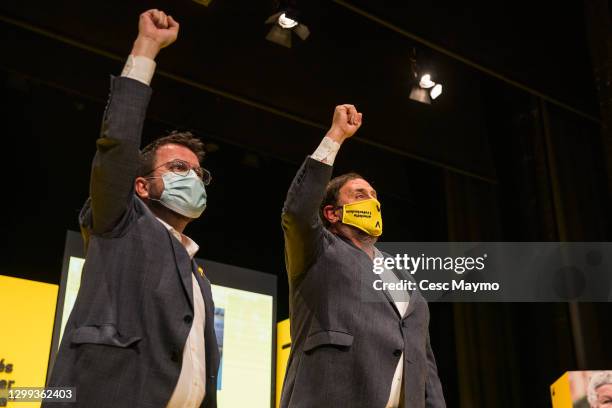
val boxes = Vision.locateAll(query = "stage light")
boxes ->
[278,13,298,29]
[265,9,310,48]
[409,49,443,104]
[419,74,435,89]
[430,84,443,100]
[409,87,431,104]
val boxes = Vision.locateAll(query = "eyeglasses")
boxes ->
[147,159,212,185]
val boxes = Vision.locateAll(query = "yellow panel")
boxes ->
[551,371,571,408]
[0,275,58,408]
[276,319,291,408]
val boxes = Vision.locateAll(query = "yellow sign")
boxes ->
[551,372,571,408]
[276,319,291,408]
[0,275,58,408]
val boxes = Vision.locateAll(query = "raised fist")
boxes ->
[327,104,363,142]
[131,9,179,59]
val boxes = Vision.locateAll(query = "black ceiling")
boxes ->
[0,0,598,183]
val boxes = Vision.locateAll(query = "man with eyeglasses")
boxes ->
[45,9,219,408]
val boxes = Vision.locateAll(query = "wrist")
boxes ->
[131,36,161,60]
[325,127,347,144]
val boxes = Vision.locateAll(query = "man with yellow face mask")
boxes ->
[280,105,445,408]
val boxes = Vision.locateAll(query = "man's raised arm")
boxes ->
[281,105,363,281]
[88,10,179,234]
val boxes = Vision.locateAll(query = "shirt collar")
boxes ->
[156,217,199,259]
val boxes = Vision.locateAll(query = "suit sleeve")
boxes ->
[425,332,446,407]
[281,156,333,282]
[88,75,153,235]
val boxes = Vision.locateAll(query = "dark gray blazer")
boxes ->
[280,157,445,408]
[44,77,220,408]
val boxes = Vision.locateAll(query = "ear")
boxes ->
[323,204,341,224]
[134,176,150,199]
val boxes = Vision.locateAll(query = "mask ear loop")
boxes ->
[141,178,168,208]
[139,175,163,202]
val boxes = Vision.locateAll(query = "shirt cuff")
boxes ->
[121,55,156,85]
[310,136,341,166]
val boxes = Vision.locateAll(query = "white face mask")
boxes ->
[149,170,207,219]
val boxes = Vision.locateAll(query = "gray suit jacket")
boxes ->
[280,157,445,408]
[44,77,220,408]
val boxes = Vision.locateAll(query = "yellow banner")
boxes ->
[0,275,58,408]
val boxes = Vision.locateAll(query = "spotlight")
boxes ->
[431,84,443,100]
[265,9,310,48]
[409,50,443,104]
[419,74,435,89]
[409,87,431,104]
[278,13,298,29]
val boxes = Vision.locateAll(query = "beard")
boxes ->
[352,227,379,244]
[334,222,379,245]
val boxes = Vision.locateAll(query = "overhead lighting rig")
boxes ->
[409,49,443,104]
[265,3,310,48]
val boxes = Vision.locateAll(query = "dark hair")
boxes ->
[319,172,364,226]
[139,131,205,176]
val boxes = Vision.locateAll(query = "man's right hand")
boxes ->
[325,104,363,143]
[131,9,179,60]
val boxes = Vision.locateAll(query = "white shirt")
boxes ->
[311,137,408,408]
[374,248,409,408]
[157,218,207,408]
[121,56,207,408]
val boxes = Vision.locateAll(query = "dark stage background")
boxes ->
[1,0,612,406]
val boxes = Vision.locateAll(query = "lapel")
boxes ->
[391,265,419,319]
[192,260,221,374]
[167,230,194,310]
[192,259,214,317]
[362,262,401,317]
[338,236,401,318]
[378,274,403,318]
[141,198,194,309]
[375,249,419,319]
[403,293,418,319]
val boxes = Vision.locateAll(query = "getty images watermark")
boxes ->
[364,242,612,302]
[372,252,498,293]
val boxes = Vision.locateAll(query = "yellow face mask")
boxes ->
[340,198,383,237]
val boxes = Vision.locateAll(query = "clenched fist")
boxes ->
[131,9,179,59]
[326,104,363,143]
